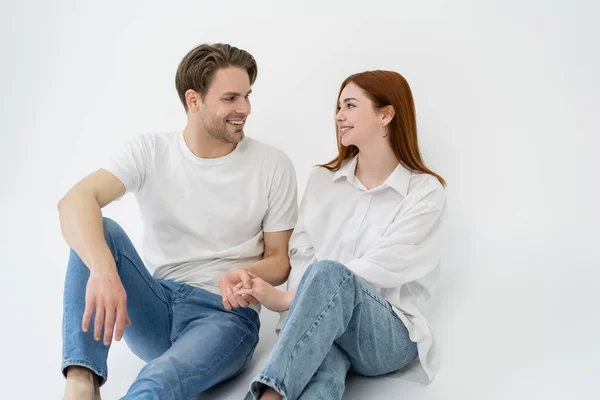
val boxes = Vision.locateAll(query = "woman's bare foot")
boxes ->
[260,387,283,400]
[64,366,98,400]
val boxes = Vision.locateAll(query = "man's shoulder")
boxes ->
[124,131,179,151]
[142,131,180,146]
[242,137,293,166]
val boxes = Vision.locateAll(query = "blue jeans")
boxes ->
[246,260,418,400]
[61,218,260,400]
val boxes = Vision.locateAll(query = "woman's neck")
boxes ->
[355,145,399,190]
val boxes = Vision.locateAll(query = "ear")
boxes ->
[185,89,202,112]
[381,105,395,126]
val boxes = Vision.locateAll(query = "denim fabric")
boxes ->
[62,218,260,399]
[246,260,417,400]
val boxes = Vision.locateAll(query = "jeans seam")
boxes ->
[171,326,258,397]
[116,251,169,305]
[281,272,354,386]
[359,288,418,368]
[103,222,167,304]
[360,287,393,311]
[231,332,260,379]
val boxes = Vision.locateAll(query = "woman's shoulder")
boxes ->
[305,165,336,189]
[406,172,446,207]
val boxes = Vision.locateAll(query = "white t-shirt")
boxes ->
[277,156,446,384]
[104,131,298,298]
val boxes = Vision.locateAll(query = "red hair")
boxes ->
[319,70,446,187]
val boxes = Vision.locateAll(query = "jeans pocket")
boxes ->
[171,283,195,303]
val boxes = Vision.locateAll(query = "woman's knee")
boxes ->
[298,260,354,293]
[305,260,349,279]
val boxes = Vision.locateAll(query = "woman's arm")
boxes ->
[235,273,296,312]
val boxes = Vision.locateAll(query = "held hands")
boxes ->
[234,272,294,313]
[219,268,259,311]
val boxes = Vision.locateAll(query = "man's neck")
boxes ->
[183,124,236,159]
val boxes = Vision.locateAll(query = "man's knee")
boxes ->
[101,217,132,254]
[102,217,126,239]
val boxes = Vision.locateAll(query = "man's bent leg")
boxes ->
[62,218,173,387]
[123,288,260,400]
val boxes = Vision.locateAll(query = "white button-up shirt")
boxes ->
[277,155,447,383]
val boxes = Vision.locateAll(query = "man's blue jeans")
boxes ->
[61,218,260,399]
[247,260,418,400]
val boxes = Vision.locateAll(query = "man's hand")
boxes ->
[82,266,131,346]
[235,272,294,312]
[219,268,258,311]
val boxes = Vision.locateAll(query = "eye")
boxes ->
[347,103,355,109]
[224,96,235,102]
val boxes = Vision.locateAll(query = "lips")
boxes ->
[227,119,245,127]
[339,126,353,135]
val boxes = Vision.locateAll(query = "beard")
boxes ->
[200,108,245,144]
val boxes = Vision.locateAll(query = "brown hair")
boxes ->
[175,43,258,112]
[319,70,446,187]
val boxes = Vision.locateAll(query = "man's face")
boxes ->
[198,67,252,144]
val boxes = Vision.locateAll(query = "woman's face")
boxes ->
[336,82,383,148]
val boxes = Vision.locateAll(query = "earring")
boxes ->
[381,124,388,138]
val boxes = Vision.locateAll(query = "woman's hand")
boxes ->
[234,272,294,312]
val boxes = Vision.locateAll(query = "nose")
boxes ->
[335,108,345,122]
[236,97,251,116]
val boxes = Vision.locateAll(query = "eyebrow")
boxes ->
[222,90,253,97]
[339,97,359,104]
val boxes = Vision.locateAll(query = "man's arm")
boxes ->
[220,229,293,310]
[58,169,125,270]
[244,229,293,286]
[57,168,130,345]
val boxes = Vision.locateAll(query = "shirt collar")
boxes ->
[332,155,359,183]
[333,155,411,196]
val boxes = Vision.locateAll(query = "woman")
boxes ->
[237,70,447,400]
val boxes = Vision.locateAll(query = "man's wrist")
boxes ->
[90,259,117,275]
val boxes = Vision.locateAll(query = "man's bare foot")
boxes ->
[64,366,99,400]
[94,373,102,400]
[260,387,283,400]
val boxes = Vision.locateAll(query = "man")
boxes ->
[59,43,297,400]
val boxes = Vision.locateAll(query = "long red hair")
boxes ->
[319,70,446,187]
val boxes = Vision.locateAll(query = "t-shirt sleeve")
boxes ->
[103,134,155,195]
[262,153,298,232]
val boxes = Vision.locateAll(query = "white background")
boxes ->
[1,0,598,398]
